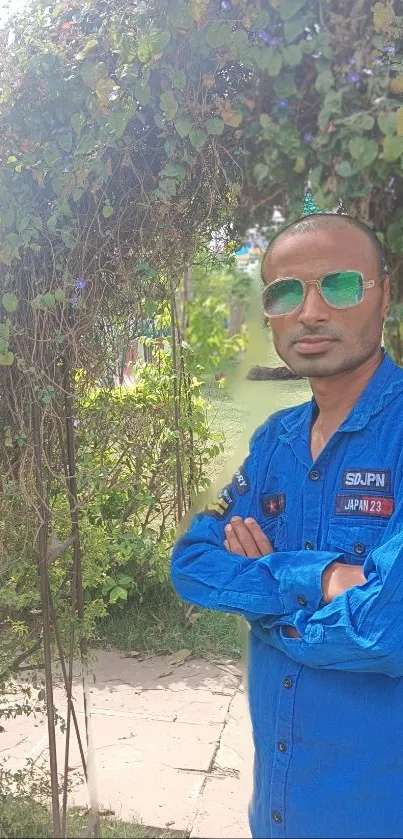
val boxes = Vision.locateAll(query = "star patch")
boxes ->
[261,492,286,517]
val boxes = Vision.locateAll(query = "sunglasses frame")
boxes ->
[262,270,376,318]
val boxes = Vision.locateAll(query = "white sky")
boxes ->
[0,0,28,24]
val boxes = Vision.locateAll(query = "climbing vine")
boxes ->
[1,0,403,835]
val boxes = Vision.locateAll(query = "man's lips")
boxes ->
[293,337,337,354]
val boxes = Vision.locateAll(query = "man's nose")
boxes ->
[297,282,330,325]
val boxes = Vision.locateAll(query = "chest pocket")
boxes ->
[260,513,287,551]
[326,521,387,565]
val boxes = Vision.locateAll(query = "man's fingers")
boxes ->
[224,524,247,556]
[244,518,273,555]
[228,516,265,558]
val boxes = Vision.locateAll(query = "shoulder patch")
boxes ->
[232,467,250,496]
[203,486,235,521]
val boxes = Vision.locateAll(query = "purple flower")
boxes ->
[346,71,362,84]
[303,132,313,143]
[75,277,87,290]
[383,44,395,55]
[276,98,288,109]
[220,0,232,10]
[373,56,385,65]
[255,30,279,47]
[348,56,357,65]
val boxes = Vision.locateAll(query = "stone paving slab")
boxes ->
[190,688,253,838]
[0,650,253,836]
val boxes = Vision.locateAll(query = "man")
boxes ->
[170,203,403,839]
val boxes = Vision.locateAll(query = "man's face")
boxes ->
[262,222,390,378]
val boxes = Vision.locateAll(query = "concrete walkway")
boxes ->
[1,651,253,837]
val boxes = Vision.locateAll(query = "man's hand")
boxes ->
[322,561,366,604]
[223,517,300,637]
[224,516,273,558]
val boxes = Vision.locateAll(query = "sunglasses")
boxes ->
[262,270,375,318]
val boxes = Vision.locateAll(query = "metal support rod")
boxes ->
[62,355,100,839]
[32,397,61,838]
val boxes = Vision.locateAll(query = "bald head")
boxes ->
[262,214,388,284]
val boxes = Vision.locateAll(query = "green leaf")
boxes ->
[282,45,302,66]
[315,70,334,94]
[174,116,192,138]
[42,293,56,308]
[336,160,354,177]
[135,84,151,106]
[338,113,375,132]
[283,15,307,43]
[81,38,99,57]
[71,113,85,135]
[259,113,275,131]
[378,112,397,135]
[161,163,187,180]
[189,128,208,149]
[279,0,307,21]
[75,133,97,156]
[102,204,113,218]
[387,222,403,254]
[252,47,282,75]
[170,69,186,89]
[0,351,14,366]
[205,117,225,136]
[273,73,296,97]
[1,207,14,227]
[2,292,19,313]
[0,322,10,341]
[58,131,73,153]
[116,574,133,587]
[109,585,128,603]
[253,163,270,183]
[383,135,403,162]
[54,288,66,303]
[205,23,231,48]
[160,90,178,120]
[348,137,378,168]
[137,38,153,64]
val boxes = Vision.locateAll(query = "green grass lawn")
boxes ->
[96,582,246,660]
[0,798,186,839]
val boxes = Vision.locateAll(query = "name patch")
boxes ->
[335,494,394,518]
[261,493,285,517]
[204,486,234,520]
[233,467,250,496]
[342,469,391,492]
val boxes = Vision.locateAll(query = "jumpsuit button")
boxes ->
[272,811,283,824]
[309,469,320,481]
[297,594,307,607]
[354,543,365,556]
[283,677,293,689]
[278,740,287,752]
[305,540,314,550]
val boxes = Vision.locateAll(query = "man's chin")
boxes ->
[285,347,345,378]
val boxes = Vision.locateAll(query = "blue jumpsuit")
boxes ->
[171,351,403,838]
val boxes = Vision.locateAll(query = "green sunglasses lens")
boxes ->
[321,271,363,308]
[263,279,303,316]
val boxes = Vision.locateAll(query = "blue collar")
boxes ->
[280,350,403,439]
